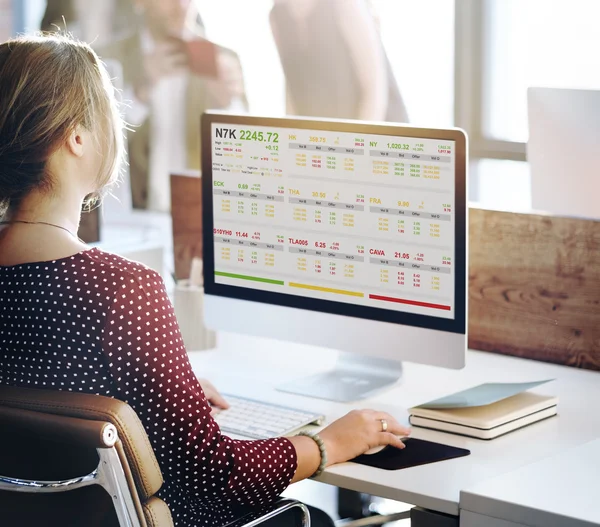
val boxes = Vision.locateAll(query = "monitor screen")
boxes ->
[202,114,466,334]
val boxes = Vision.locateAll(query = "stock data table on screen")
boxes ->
[211,125,456,319]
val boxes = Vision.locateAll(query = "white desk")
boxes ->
[460,438,600,527]
[188,332,600,520]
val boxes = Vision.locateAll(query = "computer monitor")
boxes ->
[201,113,467,402]
[527,87,600,220]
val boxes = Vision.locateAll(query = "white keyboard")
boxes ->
[213,394,325,439]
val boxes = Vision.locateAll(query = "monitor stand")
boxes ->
[277,352,403,402]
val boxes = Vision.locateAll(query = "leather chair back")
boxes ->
[0,385,173,527]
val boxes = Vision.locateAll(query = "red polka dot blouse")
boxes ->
[0,247,297,526]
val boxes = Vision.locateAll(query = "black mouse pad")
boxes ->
[352,438,470,470]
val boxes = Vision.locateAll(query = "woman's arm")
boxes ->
[288,436,321,482]
[337,0,388,120]
[101,269,297,508]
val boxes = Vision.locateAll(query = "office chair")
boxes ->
[0,385,310,527]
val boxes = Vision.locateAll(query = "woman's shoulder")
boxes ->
[80,247,164,290]
[83,248,171,321]
[0,247,167,321]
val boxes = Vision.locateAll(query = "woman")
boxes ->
[0,34,410,527]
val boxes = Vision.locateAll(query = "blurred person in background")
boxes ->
[42,0,120,46]
[270,0,408,123]
[41,0,74,33]
[99,0,248,212]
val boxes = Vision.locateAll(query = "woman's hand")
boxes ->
[197,378,230,413]
[319,409,411,465]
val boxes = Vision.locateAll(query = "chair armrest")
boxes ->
[223,498,310,527]
[0,405,117,448]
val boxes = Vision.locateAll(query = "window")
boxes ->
[457,0,600,158]
[454,0,600,208]
[484,0,600,143]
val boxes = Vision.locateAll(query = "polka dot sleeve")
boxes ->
[101,269,298,510]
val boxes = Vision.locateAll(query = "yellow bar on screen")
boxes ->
[288,282,364,298]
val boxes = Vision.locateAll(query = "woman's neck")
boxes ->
[11,186,84,235]
[0,186,89,266]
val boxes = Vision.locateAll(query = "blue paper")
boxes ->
[416,380,555,409]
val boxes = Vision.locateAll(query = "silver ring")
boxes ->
[380,419,388,432]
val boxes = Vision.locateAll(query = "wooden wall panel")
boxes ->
[78,207,100,244]
[170,171,202,280]
[468,208,600,371]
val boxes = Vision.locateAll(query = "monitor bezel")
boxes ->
[201,112,467,335]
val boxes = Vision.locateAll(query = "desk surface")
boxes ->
[187,333,600,517]
[461,438,600,527]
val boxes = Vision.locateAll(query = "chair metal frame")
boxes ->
[224,499,311,527]
[0,423,143,527]
[0,419,311,527]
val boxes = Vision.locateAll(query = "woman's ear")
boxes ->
[67,125,85,158]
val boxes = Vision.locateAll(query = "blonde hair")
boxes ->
[0,33,125,217]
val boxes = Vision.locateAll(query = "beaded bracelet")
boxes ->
[296,430,327,477]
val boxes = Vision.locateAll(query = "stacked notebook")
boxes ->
[409,380,558,440]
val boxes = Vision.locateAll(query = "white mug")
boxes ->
[173,280,216,351]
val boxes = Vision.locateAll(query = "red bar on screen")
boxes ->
[369,294,451,311]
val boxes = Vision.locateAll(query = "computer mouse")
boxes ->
[363,438,409,455]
